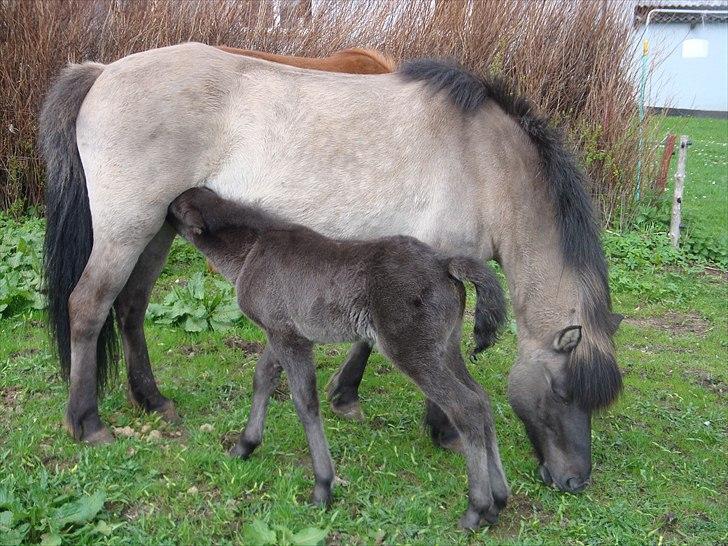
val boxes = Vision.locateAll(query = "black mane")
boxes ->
[399,59,621,410]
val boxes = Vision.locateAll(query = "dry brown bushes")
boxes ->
[0,0,656,224]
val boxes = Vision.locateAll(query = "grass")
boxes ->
[1,117,727,545]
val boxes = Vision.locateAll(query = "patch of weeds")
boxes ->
[0,486,115,545]
[146,272,242,332]
[0,213,45,319]
[162,237,206,275]
[241,519,327,545]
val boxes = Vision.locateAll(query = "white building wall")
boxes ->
[635,21,728,112]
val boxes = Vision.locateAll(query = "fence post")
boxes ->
[669,135,689,248]
[656,133,677,192]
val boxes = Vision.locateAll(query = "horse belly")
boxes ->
[207,152,486,257]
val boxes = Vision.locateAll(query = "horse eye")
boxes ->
[551,387,570,404]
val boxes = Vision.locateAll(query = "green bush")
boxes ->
[0,213,45,318]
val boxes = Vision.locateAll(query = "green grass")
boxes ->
[1,116,727,545]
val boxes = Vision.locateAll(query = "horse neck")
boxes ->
[497,210,584,349]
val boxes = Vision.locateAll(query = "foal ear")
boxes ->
[179,202,207,235]
[553,325,582,353]
[608,313,624,336]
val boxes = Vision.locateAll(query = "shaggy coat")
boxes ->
[167,187,508,528]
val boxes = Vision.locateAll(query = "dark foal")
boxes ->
[167,188,509,529]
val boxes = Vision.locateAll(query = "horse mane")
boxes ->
[399,59,622,410]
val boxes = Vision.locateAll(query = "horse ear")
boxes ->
[553,325,582,353]
[608,313,624,336]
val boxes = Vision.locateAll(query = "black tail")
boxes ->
[447,257,507,356]
[39,62,119,394]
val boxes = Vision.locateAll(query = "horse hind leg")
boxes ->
[115,222,178,421]
[443,337,509,512]
[65,233,156,443]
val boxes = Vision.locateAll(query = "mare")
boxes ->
[39,43,623,494]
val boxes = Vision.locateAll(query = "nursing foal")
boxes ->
[167,188,508,528]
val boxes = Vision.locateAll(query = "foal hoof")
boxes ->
[64,415,115,445]
[85,427,115,445]
[311,483,333,508]
[330,400,365,422]
[229,440,258,460]
[458,505,499,531]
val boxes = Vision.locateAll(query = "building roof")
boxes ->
[634,0,728,24]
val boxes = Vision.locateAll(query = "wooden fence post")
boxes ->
[656,133,677,192]
[669,136,689,248]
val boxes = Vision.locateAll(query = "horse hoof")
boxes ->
[331,400,365,422]
[458,506,498,531]
[84,427,115,445]
[438,435,465,455]
[157,400,181,423]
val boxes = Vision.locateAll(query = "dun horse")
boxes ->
[40,43,623,499]
[167,187,508,528]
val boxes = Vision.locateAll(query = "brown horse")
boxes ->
[215,46,395,74]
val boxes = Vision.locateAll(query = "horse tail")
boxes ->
[39,62,119,393]
[447,257,507,356]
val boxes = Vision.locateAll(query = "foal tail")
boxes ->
[447,258,507,356]
[39,62,119,392]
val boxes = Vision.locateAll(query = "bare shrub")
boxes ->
[0,0,657,225]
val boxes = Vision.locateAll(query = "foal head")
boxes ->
[167,187,218,242]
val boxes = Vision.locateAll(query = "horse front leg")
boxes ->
[325,341,370,421]
[115,223,179,422]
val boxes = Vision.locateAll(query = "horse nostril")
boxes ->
[565,476,588,492]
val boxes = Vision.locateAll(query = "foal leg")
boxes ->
[65,237,153,443]
[115,223,178,421]
[272,338,335,507]
[442,340,509,513]
[326,341,370,421]
[230,346,282,458]
[385,345,502,529]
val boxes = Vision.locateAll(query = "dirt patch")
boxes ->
[683,370,727,397]
[701,266,728,283]
[178,345,198,357]
[489,493,553,540]
[122,502,155,521]
[1,386,22,410]
[626,311,711,337]
[9,348,39,359]
[272,375,290,401]
[224,336,264,355]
